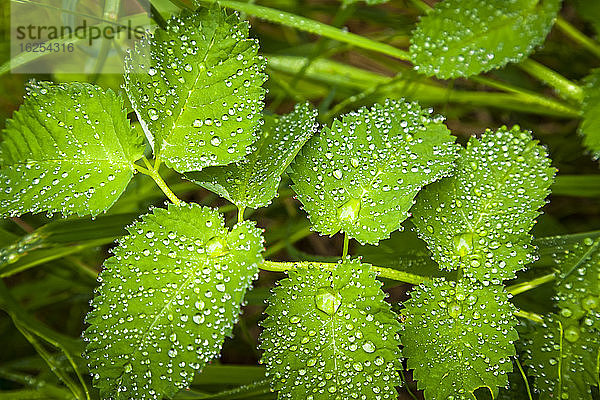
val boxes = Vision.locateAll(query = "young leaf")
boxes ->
[0,81,144,218]
[288,99,458,245]
[579,69,600,160]
[125,5,267,173]
[186,103,318,209]
[410,0,561,79]
[401,278,518,399]
[84,203,264,400]
[260,258,401,399]
[412,126,556,283]
[521,315,599,400]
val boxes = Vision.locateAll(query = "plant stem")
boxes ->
[260,261,429,285]
[555,16,600,59]
[506,272,556,295]
[370,264,428,285]
[515,357,534,400]
[134,158,182,206]
[342,234,349,258]
[518,59,583,103]
[237,207,245,223]
[558,319,564,399]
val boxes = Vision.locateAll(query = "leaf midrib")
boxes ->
[163,26,220,154]
[464,140,540,234]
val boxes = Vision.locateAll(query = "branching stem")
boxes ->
[134,157,183,206]
[237,206,245,223]
[342,234,349,258]
[262,260,557,303]
[261,260,428,285]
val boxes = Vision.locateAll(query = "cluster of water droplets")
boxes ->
[520,233,599,399]
[260,259,401,399]
[413,126,555,284]
[401,278,518,399]
[124,7,267,173]
[84,203,264,399]
[0,227,47,268]
[520,313,598,400]
[0,81,144,218]
[409,0,561,78]
[187,102,319,210]
[553,235,600,332]
[289,98,457,245]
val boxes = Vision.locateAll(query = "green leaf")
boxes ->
[412,126,556,283]
[410,0,561,79]
[520,230,600,398]
[125,5,267,173]
[288,99,458,245]
[260,258,401,399]
[84,203,264,399]
[186,103,317,209]
[553,233,600,331]
[521,315,600,400]
[0,81,144,218]
[401,278,518,399]
[579,69,600,160]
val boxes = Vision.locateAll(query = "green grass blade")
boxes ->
[552,175,600,197]
[0,239,109,278]
[202,0,409,61]
[0,281,89,399]
[266,55,580,118]
[0,213,137,277]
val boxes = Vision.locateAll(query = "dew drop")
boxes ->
[362,341,376,353]
[148,108,159,121]
[337,198,361,222]
[564,326,580,343]
[315,287,342,315]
